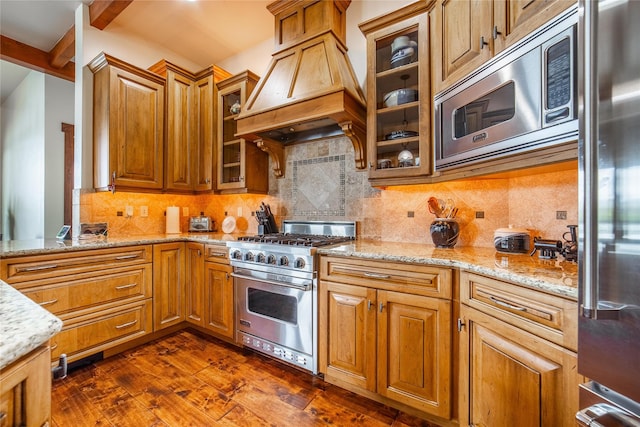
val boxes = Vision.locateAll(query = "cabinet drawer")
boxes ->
[19,264,152,318]
[1,245,152,283]
[50,299,152,363]
[460,271,577,351]
[205,244,229,264]
[320,256,451,299]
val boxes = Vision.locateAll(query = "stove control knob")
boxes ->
[279,256,289,266]
[231,250,242,260]
[256,253,266,263]
[294,258,306,269]
[267,254,277,265]
[245,252,255,262]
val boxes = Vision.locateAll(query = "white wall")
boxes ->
[0,70,73,240]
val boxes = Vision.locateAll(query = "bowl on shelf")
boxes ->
[384,130,418,140]
[390,46,416,68]
[383,89,418,107]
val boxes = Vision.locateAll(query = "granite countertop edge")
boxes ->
[1,235,578,301]
[0,280,63,370]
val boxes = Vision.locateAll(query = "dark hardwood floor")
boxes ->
[51,329,443,426]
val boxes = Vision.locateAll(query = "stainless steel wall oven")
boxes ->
[227,221,356,374]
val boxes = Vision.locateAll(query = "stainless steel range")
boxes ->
[227,220,356,374]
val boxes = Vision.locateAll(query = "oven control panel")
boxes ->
[228,243,315,274]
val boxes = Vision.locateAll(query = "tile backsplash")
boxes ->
[81,135,577,248]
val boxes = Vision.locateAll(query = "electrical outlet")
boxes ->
[407,211,414,218]
[125,206,134,217]
[140,206,148,217]
[183,207,189,216]
[116,211,123,217]
[556,210,567,220]
[237,207,243,217]
[475,211,485,219]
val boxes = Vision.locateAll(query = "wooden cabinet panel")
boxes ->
[153,243,186,330]
[186,243,205,326]
[0,345,51,427]
[377,290,451,418]
[90,53,165,192]
[204,244,229,264]
[50,300,152,361]
[204,261,234,338]
[459,303,579,427]
[19,264,152,318]
[321,282,377,392]
[165,70,194,191]
[193,74,215,191]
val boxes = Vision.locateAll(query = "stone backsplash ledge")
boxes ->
[80,136,577,248]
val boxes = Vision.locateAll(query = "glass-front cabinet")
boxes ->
[360,2,432,185]
[216,71,268,194]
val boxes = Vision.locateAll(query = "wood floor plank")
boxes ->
[51,330,444,427]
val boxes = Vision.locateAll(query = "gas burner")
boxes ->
[238,233,354,247]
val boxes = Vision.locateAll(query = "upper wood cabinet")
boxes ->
[359,1,434,185]
[149,60,231,193]
[431,0,574,93]
[216,71,269,194]
[90,53,165,192]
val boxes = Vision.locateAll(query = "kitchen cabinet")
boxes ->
[153,242,186,330]
[359,1,434,185]
[0,245,153,364]
[458,271,580,426]
[185,242,205,326]
[431,0,574,93]
[216,71,269,194]
[0,345,51,427]
[203,243,234,339]
[148,60,232,193]
[319,256,452,419]
[90,53,165,192]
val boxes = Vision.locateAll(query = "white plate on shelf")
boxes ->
[221,216,236,234]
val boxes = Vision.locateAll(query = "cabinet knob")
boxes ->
[480,36,489,50]
[492,26,502,40]
[379,302,385,313]
[367,300,373,311]
[457,318,466,332]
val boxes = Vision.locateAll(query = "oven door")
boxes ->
[234,273,314,358]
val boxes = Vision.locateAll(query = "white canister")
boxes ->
[166,206,180,234]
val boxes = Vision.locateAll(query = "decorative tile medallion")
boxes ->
[292,155,346,217]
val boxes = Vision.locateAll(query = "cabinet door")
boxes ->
[194,74,215,192]
[106,64,164,190]
[165,70,194,191]
[204,261,234,338]
[153,243,185,330]
[432,0,492,92]
[0,345,51,427]
[459,304,580,427]
[377,290,452,419]
[319,281,377,392]
[186,243,205,326]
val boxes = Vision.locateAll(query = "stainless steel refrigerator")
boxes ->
[577,0,640,425]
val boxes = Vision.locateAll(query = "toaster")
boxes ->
[189,215,216,232]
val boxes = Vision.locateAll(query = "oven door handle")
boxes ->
[231,271,312,291]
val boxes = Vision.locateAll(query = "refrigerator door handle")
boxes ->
[579,0,600,320]
[576,403,640,427]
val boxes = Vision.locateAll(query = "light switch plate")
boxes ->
[140,206,148,217]
[125,206,134,217]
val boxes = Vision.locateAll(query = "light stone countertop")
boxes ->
[0,280,63,370]
[1,234,578,300]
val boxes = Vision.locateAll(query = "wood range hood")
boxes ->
[235,0,366,177]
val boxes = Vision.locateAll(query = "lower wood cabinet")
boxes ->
[319,256,453,420]
[458,272,580,426]
[0,345,51,427]
[153,242,186,330]
[185,242,205,326]
[203,244,234,339]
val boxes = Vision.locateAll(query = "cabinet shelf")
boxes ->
[223,162,241,168]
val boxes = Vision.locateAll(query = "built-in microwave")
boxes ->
[434,7,578,170]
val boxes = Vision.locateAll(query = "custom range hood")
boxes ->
[235,0,367,177]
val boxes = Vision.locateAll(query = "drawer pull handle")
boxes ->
[115,283,137,290]
[115,320,138,329]
[368,300,373,311]
[20,264,58,272]
[115,254,140,260]
[379,302,385,313]
[39,298,58,306]
[50,343,58,351]
[210,252,227,257]
[364,272,391,280]
[489,296,527,312]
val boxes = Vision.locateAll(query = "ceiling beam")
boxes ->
[1,35,75,81]
[49,25,75,69]
[89,0,133,30]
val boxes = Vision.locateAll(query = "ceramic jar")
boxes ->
[430,218,460,248]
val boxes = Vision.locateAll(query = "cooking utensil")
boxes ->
[428,197,444,217]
